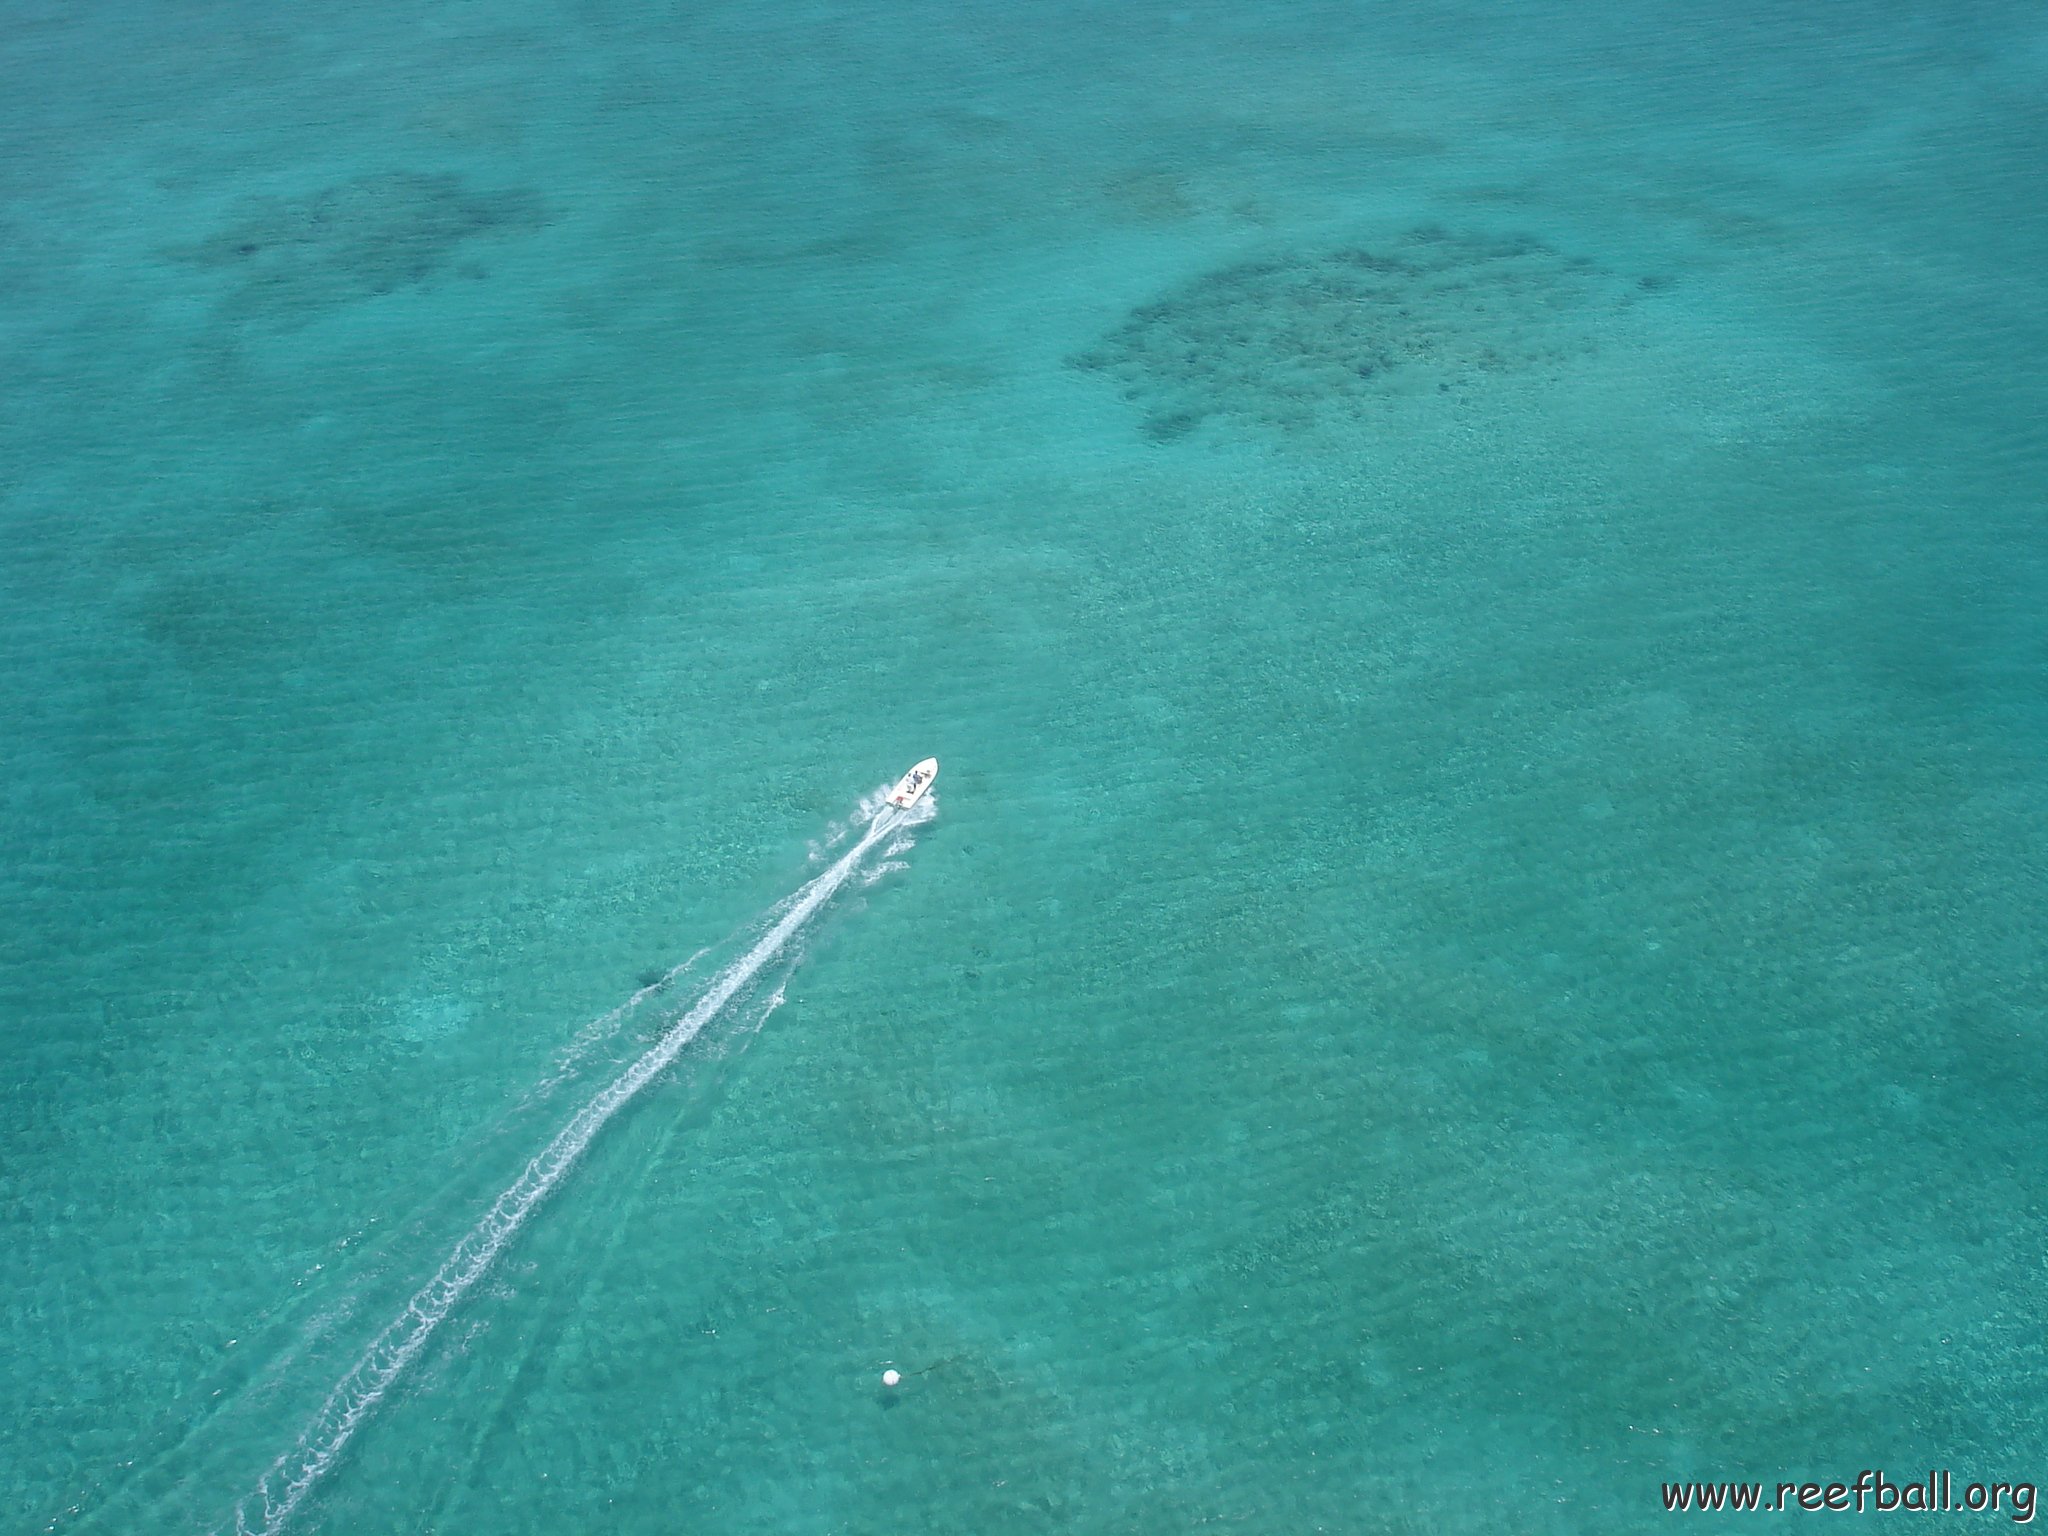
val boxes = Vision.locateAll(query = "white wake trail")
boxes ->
[228,803,914,1536]
[524,943,713,1102]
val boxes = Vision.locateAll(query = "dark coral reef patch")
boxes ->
[1073,226,1646,442]
[176,171,544,323]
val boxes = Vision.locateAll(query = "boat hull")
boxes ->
[886,757,938,809]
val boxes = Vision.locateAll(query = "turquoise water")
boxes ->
[5,1,2045,1530]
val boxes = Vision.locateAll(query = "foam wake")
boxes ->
[226,794,926,1535]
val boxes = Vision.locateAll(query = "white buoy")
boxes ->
[881,1369,902,1388]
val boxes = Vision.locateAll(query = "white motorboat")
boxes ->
[886,757,938,809]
